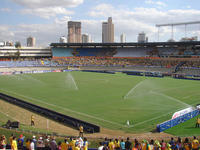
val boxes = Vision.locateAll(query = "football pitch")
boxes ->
[0,71,199,133]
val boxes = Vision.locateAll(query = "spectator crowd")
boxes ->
[0,134,200,150]
[0,134,88,150]
[52,57,200,69]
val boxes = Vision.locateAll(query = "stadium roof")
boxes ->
[50,41,200,48]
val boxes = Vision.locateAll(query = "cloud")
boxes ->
[145,0,166,7]
[54,16,72,25]
[88,4,200,42]
[12,0,82,19]
[0,8,11,12]
[0,26,15,41]
[0,22,68,47]
[12,0,83,8]
[20,7,73,19]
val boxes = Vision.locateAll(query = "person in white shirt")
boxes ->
[98,142,104,150]
[30,139,35,150]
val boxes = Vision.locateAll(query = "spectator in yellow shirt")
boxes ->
[114,139,120,150]
[141,140,151,150]
[11,136,18,150]
[79,125,84,137]
[74,143,80,150]
[183,138,192,150]
[192,136,199,150]
[195,117,200,128]
[25,139,31,150]
[108,139,115,150]
[31,115,35,126]
[61,139,68,150]
[83,138,88,150]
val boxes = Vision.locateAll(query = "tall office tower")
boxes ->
[27,36,36,47]
[68,21,82,43]
[102,17,114,43]
[120,33,126,43]
[138,32,146,43]
[82,34,91,43]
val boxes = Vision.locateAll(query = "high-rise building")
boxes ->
[27,36,36,47]
[120,33,126,43]
[102,17,114,43]
[137,32,147,43]
[82,34,91,43]
[68,21,82,43]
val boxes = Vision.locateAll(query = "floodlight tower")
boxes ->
[156,21,200,41]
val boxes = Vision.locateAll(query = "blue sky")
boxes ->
[0,0,200,46]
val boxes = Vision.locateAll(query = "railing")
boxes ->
[0,93,100,133]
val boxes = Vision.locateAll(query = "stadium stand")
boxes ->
[51,48,74,57]
[113,48,151,57]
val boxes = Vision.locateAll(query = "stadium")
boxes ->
[0,41,200,140]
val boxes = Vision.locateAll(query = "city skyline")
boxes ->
[0,0,200,46]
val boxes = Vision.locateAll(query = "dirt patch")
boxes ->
[0,100,173,140]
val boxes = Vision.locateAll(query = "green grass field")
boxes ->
[0,71,199,133]
[165,115,200,136]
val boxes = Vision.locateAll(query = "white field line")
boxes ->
[129,107,182,128]
[0,88,125,128]
[155,85,198,93]
[131,100,199,128]
[81,78,109,83]
[151,91,191,107]
[183,93,200,99]
[67,73,79,90]
[0,109,19,122]
[124,79,146,99]
[9,74,24,81]
[21,74,45,85]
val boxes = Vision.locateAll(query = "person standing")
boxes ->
[0,135,7,150]
[44,135,50,150]
[108,139,115,150]
[161,140,166,150]
[25,138,31,150]
[169,138,175,150]
[9,134,14,147]
[114,139,120,150]
[61,139,68,150]
[11,136,18,150]
[98,142,104,150]
[195,117,200,128]
[79,125,84,137]
[125,138,132,150]
[50,137,57,150]
[32,136,37,150]
[83,138,88,150]
[74,142,80,150]
[192,136,199,150]
[37,137,45,150]
[120,139,125,150]
[31,115,35,126]
[17,134,24,150]
[30,139,35,150]
[183,138,191,150]
[141,140,151,150]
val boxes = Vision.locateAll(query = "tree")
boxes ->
[15,41,21,48]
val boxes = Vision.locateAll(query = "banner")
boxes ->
[172,107,194,119]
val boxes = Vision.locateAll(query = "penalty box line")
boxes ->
[0,88,125,128]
